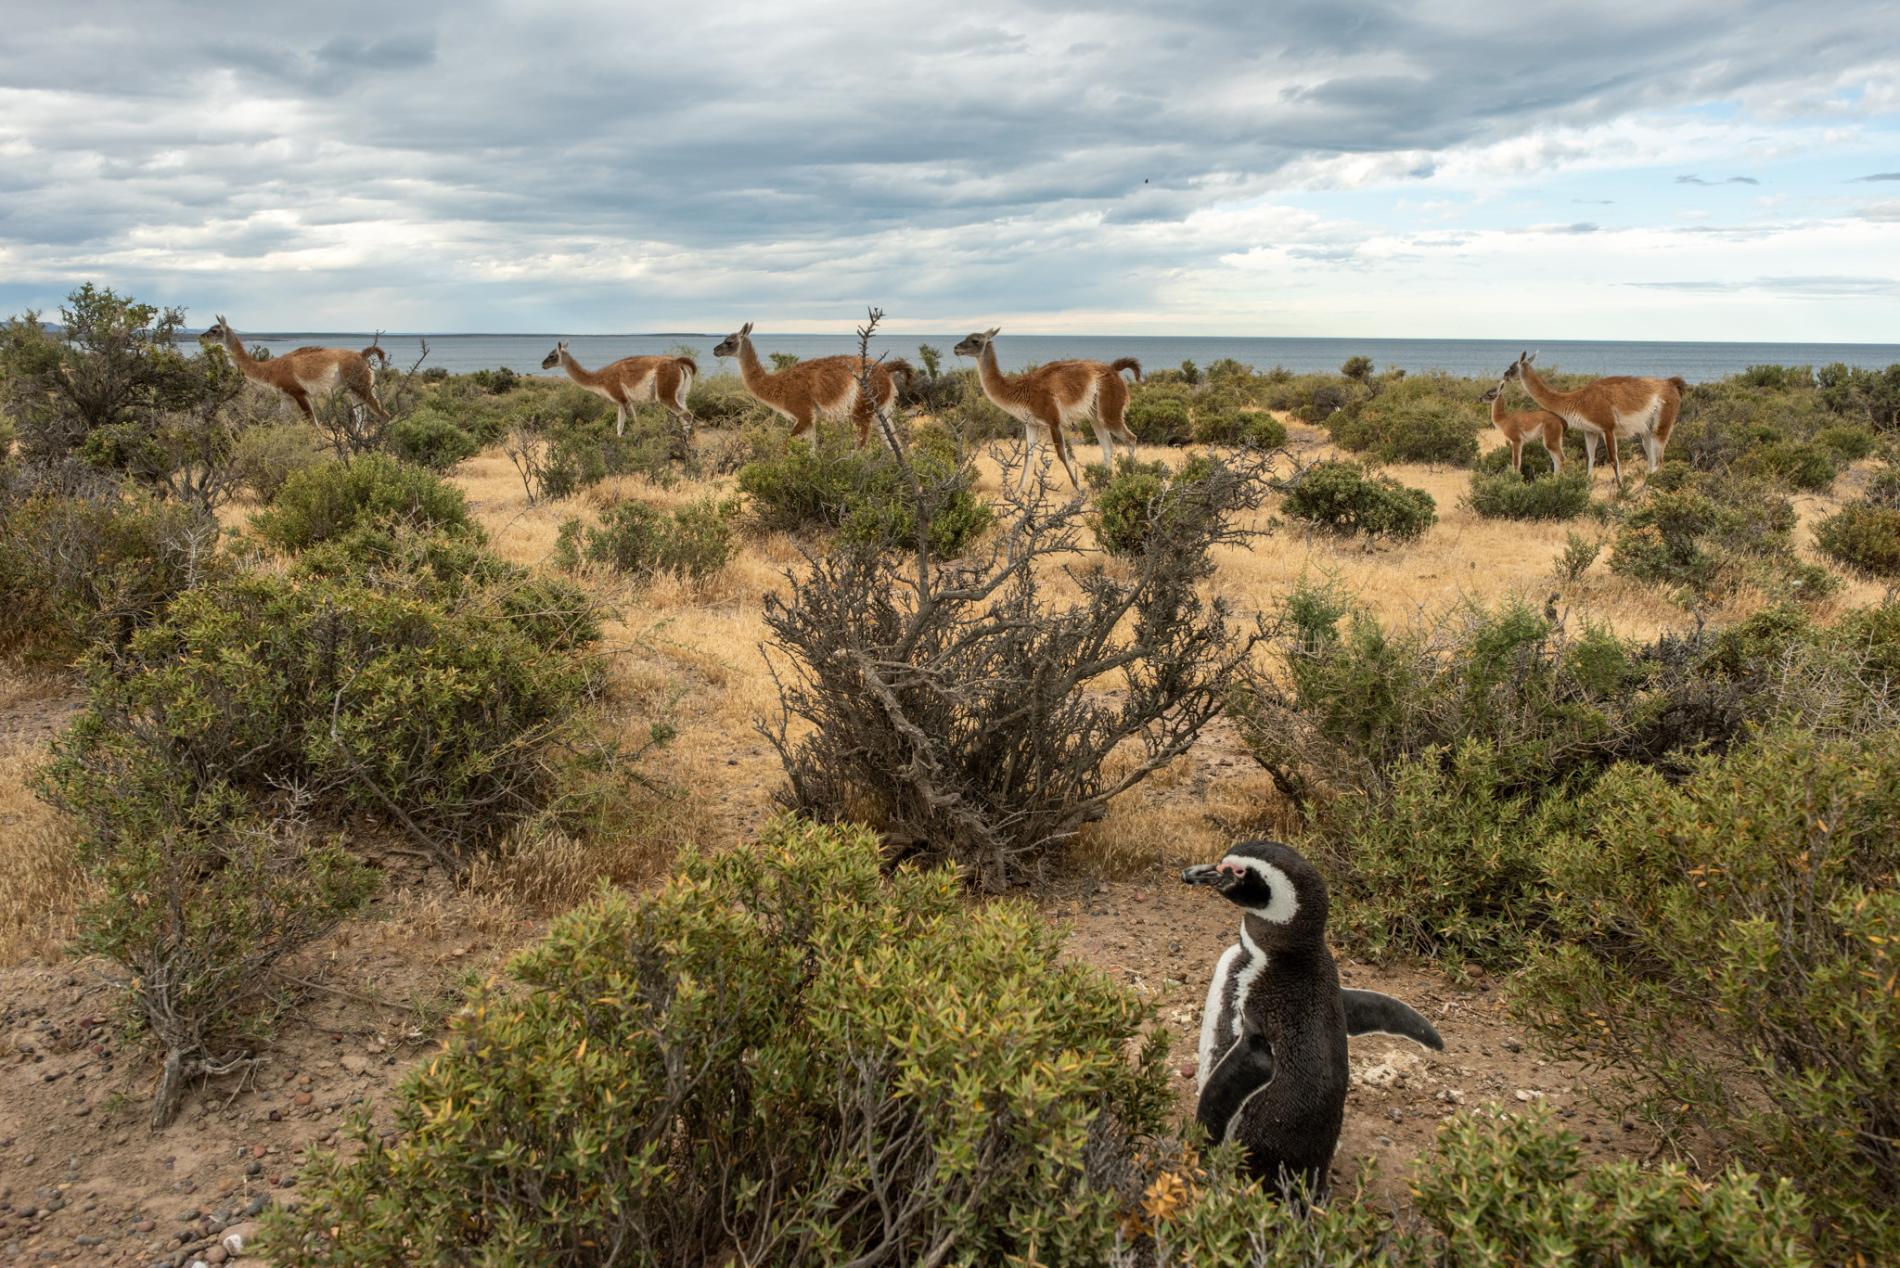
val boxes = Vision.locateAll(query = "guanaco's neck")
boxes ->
[557,348,598,388]
[1516,362,1569,412]
[1490,392,1507,425]
[221,330,264,379]
[975,340,1013,402]
[734,335,772,396]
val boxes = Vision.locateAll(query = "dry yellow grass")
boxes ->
[0,666,89,965]
[437,410,1889,886]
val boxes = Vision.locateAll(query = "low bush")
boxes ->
[253,452,471,552]
[1281,460,1436,541]
[264,819,1817,1266]
[1815,501,1900,576]
[1261,373,1370,425]
[386,408,481,470]
[1738,438,1839,492]
[0,485,217,657]
[71,801,375,1125]
[554,496,737,584]
[1124,388,1194,445]
[738,430,992,559]
[1608,468,1834,602]
[42,569,602,869]
[1518,729,1900,1261]
[1310,741,1566,968]
[1331,395,1481,466]
[1817,360,1900,431]
[267,818,1174,1264]
[1466,468,1593,520]
[1087,454,1236,557]
[1191,408,1287,449]
[685,372,773,427]
[503,398,681,501]
[229,423,323,502]
[1815,423,1878,462]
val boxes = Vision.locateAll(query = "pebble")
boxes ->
[292,1093,313,1108]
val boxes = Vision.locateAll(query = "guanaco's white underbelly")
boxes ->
[297,366,342,396]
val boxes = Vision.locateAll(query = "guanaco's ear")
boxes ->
[986,327,1000,338]
[740,321,754,336]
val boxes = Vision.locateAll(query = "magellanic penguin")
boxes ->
[1183,839,1444,1198]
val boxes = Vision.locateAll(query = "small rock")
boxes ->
[206,1247,229,1264]
[1176,1062,1197,1080]
[291,1093,312,1108]
[1502,1038,1522,1053]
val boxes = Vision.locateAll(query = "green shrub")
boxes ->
[1815,501,1900,576]
[1739,438,1839,491]
[71,802,375,1125]
[42,569,601,866]
[555,496,737,584]
[253,452,471,552]
[1124,388,1193,444]
[1311,742,1566,968]
[1737,363,1813,390]
[1340,355,1374,382]
[1192,408,1287,448]
[1332,396,1481,466]
[229,423,323,502]
[266,818,1174,1265]
[738,430,992,559]
[1556,530,1602,581]
[0,486,216,657]
[386,408,481,470]
[1263,373,1370,425]
[1226,587,1785,819]
[1518,729,1900,1261]
[1818,361,1900,430]
[1815,424,1878,463]
[1467,468,1593,520]
[1608,469,1831,601]
[1406,1110,1811,1267]
[1281,460,1436,541]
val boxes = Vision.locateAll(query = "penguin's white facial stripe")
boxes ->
[1220,856,1300,924]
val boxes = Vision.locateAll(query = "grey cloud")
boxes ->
[1627,275,1895,296]
[1676,175,1761,185]
[1853,172,1900,181]
[1,0,1896,324]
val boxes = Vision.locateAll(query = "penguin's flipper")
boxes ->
[1195,1028,1274,1143]
[1342,989,1444,1050]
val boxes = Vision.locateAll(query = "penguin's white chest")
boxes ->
[1196,937,1264,1093]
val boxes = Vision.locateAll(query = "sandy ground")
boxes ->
[1,408,1877,1262]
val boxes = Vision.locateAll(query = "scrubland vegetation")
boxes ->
[3,288,1898,1263]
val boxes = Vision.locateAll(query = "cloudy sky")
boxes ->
[2,1,1897,340]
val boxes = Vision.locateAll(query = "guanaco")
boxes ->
[711,321,912,452]
[201,317,387,425]
[540,341,698,439]
[951,328,1141,487]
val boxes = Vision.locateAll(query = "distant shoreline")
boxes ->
[157,331,1900,383]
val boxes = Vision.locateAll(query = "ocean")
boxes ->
[176,332,1900,383]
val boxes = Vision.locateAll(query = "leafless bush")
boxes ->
[764,316,1270,889]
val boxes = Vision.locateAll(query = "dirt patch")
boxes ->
[0,875,532,1267]
[1049,872,1660,1200]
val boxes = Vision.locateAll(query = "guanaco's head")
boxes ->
[540,341,567,370]
[1502,350,1537,383]
[712,321,754,358]
[201,315,234,345]
[1480,374,1508,403]
[952,327,1000,358]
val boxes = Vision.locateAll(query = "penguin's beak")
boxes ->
[1181,863,1222,887]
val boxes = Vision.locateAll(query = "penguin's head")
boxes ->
[1181,839,1328,944]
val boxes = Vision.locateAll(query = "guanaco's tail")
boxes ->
[883,358,917,388]
[1667,375,1689,396]
[674,356,699,377]
[361,344,390,368]
[1110,357,1142,382]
